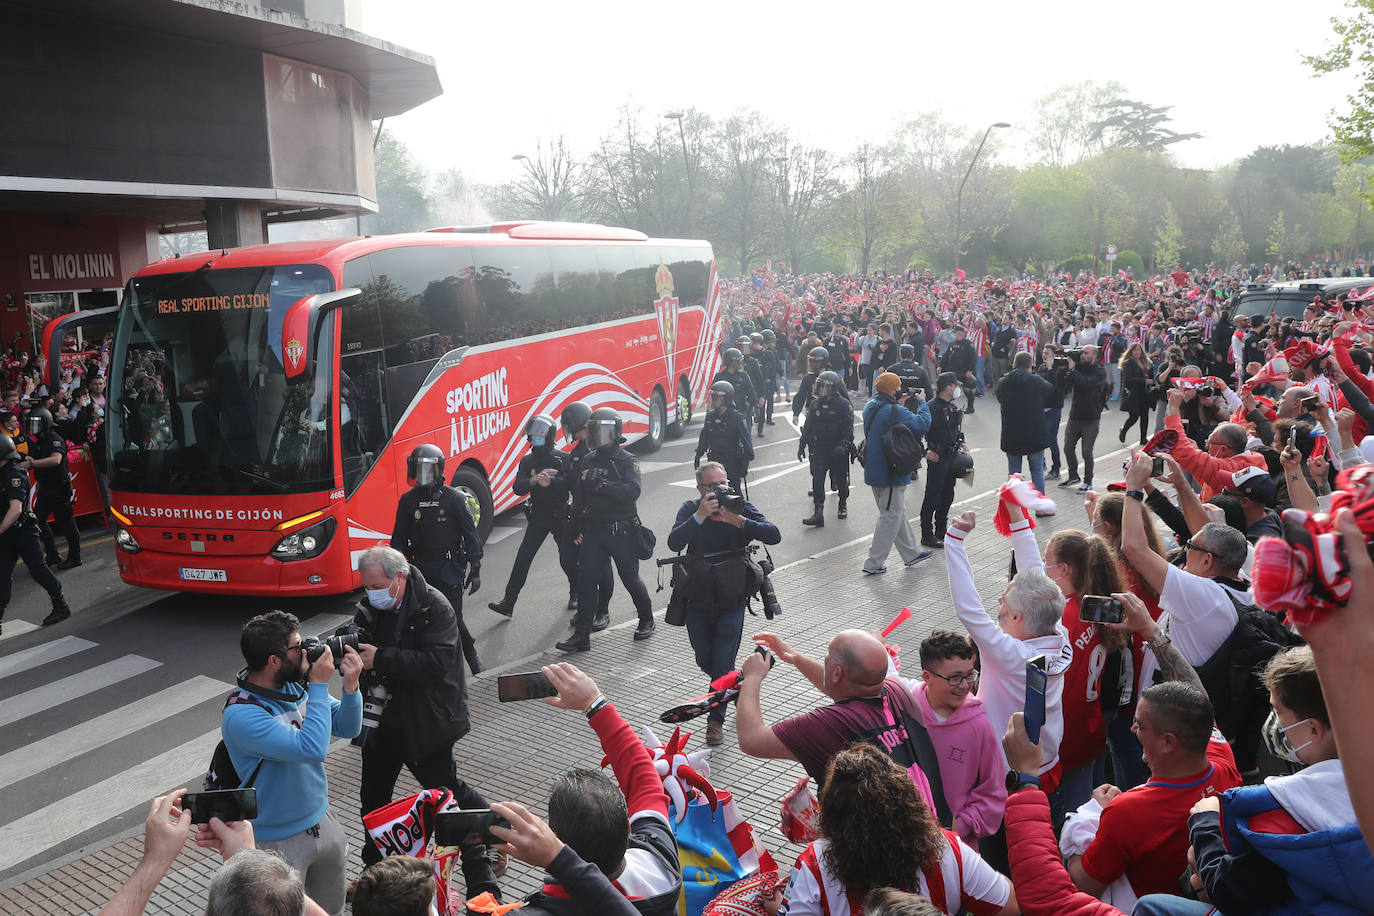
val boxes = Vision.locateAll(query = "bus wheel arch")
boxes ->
[450,462,494,543]
[665,376,690,439]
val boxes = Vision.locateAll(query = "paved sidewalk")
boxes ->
[0,443,1130,915]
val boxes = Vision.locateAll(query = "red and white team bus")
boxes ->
[45,222,722,595]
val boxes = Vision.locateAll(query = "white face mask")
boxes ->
[366,580,398,610]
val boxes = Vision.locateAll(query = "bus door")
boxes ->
[340,347,386,493]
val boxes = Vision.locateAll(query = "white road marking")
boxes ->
[486,527,522,545]
[0,636,96,681]
[0,656,161,729]
[0,621,39,643]
[0,676,232,792]
[0,730,222,870]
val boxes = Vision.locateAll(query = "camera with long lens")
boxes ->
[352,682,390,749]
[1052,356,1070,370]
[1197,385,1217,398]
[302,624,367,669]
[752,545,781,620]
[711,483,746,512]
[1063,348,1086,362]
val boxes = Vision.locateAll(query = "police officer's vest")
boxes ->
[703,412,742,458]
[809,399,849,444]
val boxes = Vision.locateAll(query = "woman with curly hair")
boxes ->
[781,745,1017,916]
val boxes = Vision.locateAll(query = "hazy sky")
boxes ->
[358,0,1360,186]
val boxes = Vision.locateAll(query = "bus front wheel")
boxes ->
[642,389,666,452]
[666,379,689,439]
[450,465,494,543]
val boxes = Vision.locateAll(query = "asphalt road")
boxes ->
[0,389,1115,885]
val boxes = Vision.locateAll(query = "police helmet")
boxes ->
[936,371,960,394]
[710,380,735,410]
[585,407,624,451]
[526,414,558,451]
[406,443,446,487]
[749,333,764,348]
[560,401,592,437]
[813,370,844,401]
[807,346,829,373]
[761,329,776,343]
[949,451,975,479]
[899,343,916,360]
[27,407,53,437]
[724,347,744,369]
[0,433,13,465]
[735,335,751,348]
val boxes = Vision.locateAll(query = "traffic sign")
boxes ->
[1106,244,1118,256]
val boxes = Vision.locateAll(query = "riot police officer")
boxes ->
[694,381,753,492]
[0,433,69,631]
[560,401,614,628]
[791,346,829,424]
[26,407,80,569]
[557,408,655,652]
[760,328,783,411]
[750,333,779,436]
[737,334,767,416]
[891,343,932,403]
[714,348,758,423]
[920,372,969,547]
[390,444,485,674]
[798,371,854,527]
[488,414,578,618]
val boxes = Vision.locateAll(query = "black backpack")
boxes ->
[877,403,923,476]
[204,690,272,791]
[1190,587,1304,767]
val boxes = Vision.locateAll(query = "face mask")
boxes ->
[1262,709,1315,763]
[530,435,548,448]
[366,583,397,610]
[95,407,104,418]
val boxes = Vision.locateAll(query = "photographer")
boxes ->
[353,545,501,902]
[861,373,932,574]
[221,610,363,915]
[666,461,781,746]
[1058,345,1108,493]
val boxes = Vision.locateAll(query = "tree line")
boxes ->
[369,81,1374,279]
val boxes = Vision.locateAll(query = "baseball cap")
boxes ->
[1226,466,1276,506]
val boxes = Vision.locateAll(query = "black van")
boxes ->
[1231,278,1374,322]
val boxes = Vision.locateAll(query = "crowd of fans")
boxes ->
[43,259,1374,914]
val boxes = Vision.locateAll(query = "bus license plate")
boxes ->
[179,568,227,582]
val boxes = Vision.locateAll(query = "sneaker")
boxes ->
[905,550,934,565]
[862,566,887,576]
[962,407,975,414]
[706,720,726,746]
[1058,476,1081,488]
[1046,469,1061,480]
[1078,481,1093,493]
[487,846,509,878]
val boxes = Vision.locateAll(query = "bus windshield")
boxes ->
[109,264,336,495]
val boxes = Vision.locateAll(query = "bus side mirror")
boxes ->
[42,305,122,391]
[281,288,360,381]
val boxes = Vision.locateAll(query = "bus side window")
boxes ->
[665,247,709,308]
[548,245,600,327]
[469,245,552,344]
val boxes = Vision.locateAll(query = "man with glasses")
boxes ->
[1120,453,1252,697]
[222,610,363,915]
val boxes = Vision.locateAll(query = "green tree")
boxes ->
[369,129,433,234]
[1154,202,1185,270]
[1268,210,1289,262]
[1211,205,1248,266]
[1307,0,1374,170]
[1087,98,1202,153]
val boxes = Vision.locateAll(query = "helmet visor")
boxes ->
[814,380,833,400]
[587,419,617,450]
[412,458,441,486]
[711,392,729,410]
[28,416,42,436]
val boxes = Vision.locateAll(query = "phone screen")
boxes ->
[497,672,558,703]
[1024,657,1048,746]
[182,788,258,825]
[1079,595,1125,625]
[434,809,512,846]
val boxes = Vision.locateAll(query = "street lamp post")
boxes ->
[954,121,1010,275]
[664,111,696,237]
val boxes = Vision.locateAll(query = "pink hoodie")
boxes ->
[912,681,1008,850]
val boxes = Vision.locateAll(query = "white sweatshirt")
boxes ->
[946,519,1073,773]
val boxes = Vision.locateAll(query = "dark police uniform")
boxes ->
[0,463,66,627]
[754,346,780,430]
[741,351,767,435]
[920,396,965,542]
[800,392,854,516]
[891,359,932,405]
[940,338,978,412]
[695,408,754,493]
[568,444,652,642]
[30,428,79,565]
[826,334,854,389]
[567,439,614,619]
[791,371,817,421]
[713,368,757,420]
[496,448,579,610]
[390,483,484,674]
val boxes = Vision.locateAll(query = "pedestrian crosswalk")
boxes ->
[0,611,347,878]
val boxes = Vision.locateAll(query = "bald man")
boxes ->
[737,629,948,821]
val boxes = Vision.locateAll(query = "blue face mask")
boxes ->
[366,584,397,610]
[531,435,547,448]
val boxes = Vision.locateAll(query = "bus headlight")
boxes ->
[115,527,141,554]
[271,517,336,560]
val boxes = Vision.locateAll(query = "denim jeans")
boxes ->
[1107,714,1148,789]
[1042,408,1062,472]
[685,603,747,722]
[1007,452,1046,494]
[1133,895,1213,916]
[975,356,987,394]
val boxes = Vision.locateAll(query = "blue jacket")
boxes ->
[222,680,362,841]
[862,396,931,488]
